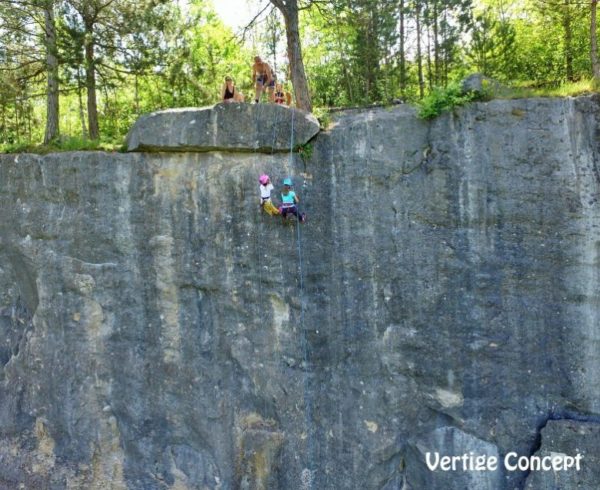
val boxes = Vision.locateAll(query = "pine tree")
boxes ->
[63,0,172,139]
[0,0,59,143]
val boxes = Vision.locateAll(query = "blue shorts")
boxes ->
[257,75,275,88]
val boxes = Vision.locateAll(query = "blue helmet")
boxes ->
[283,178,293,186]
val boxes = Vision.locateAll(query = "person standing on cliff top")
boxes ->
[252,56,274,103]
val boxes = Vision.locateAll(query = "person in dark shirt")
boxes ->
[221,76,244,103]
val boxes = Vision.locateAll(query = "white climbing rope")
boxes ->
[289,109,316,489]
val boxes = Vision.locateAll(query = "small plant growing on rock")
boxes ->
[417,82,478,119]
[296,143,314,162]
[312,107,331,129]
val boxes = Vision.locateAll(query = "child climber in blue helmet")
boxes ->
[279,177,306,223]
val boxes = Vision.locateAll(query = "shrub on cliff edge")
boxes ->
[417,82,482,119]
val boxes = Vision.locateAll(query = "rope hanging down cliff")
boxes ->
[256,106,315,488]
[288,109,316,489]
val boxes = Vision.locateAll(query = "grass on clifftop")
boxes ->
[499,79,598,99]
[0,136,124,154]
[417,78,598,119]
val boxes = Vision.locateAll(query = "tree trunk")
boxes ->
[270,12,278,73]
[27,100,32,141]
[433,0,440,85]
[43,0,59,144]
[77,68,88,138]
[592,0,600,81]
[563,2,574,81]
[368,7,379,101]
[399,0,406,96]
[15,97,20,143]
[1,106,5,143]
[426,22,433,90]
[335,19,354,103]
[135,74,140,114]
[425,0,433,91]
[84,22,99,139]
[442,7,449,86]
[416,1,425,97]
[365,14,371,100]
[271,0,312,112]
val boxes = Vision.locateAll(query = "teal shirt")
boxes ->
[281,190,296,204]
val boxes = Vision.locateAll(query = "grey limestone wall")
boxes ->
[0,97,599,489]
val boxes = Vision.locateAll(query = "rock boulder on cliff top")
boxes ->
[126,102,320,153]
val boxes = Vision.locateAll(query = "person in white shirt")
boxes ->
[259,174,280,216]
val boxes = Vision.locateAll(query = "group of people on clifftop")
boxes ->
[220,57,303,223]
[221,56,293,106]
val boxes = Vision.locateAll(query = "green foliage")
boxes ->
[302,0,475,108]
[508,0,589,85]
[312,107,331,129]
[0,0,251,148]
[0,135,123,154]
[467,7,517,80]
[295,143,314,162]
[1,0,599,149]
[416,82,477,119]
[170,0,252,106]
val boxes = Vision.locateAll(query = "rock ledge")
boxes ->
[126,103,320,153]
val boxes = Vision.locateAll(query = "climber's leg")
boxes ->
[281,205,303,222]
[262,200,280,216]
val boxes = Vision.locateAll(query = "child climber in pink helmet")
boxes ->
[259,174,280,216]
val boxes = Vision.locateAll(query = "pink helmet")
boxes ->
[259,174,270,185]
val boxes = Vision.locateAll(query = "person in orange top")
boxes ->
[274,82,286,104]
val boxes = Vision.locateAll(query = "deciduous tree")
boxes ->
[269,0,312,111]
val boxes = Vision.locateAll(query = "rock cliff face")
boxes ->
[0,98,599,489]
